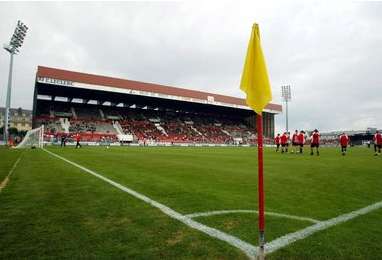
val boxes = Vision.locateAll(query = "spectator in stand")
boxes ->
[274,133,281,152]
[298,130,305,154]
[291,130,299,154]
[75,132,82,149]
[310,129,320,156]
[373,130,382,156]
[339,132,349,156]
[280,132,288,153]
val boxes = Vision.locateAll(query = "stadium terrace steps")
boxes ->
[34,103,274,144]
[112,121,124,135]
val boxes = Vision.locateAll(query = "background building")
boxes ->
[0,107,32,131]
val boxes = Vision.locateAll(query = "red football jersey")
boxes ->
[76,134,81,142]
[292,133,299,143]
[339,134,349,146]
[274,136,280,144]
[280,134,288,144]
[374,133,382,145]
[298,133,305,144]
[311,132,320,144]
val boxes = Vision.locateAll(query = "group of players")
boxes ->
[58,129,382,156]
[60,133,82,148]
[274,130,382,156]
[60,133,114,149]
[274,129,324,156]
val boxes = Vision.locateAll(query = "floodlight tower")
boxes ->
[3,20,28,144]
[281,85,291,133]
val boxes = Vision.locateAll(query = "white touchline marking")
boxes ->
[265,200,382,255]
[186,210,320,223]
[43,148,382,257]
[42,149,258,259]
[0,155,22,192]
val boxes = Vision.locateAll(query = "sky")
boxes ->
[0,1,381,133]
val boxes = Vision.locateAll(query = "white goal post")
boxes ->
[15,125,44,149]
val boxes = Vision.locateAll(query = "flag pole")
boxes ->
[257,114,265,259]
[239,22,271,259]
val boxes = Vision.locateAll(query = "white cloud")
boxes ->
[0,1,381,132]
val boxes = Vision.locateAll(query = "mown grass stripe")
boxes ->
[43,148,259,259]
[0,156,22,192]
[265,200,382,254]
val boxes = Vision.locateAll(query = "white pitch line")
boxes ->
[42,149,258,259]
[186,210,320,223]
[0,155,22,192]
[43,148,382,257]
[265,200,382,255]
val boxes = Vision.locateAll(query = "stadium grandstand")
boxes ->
[32,66,282,145]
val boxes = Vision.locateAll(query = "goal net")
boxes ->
[15,125,44,149]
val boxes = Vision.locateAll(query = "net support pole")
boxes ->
[257,114,265,259]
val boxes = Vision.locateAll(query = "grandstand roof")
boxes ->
[36,66,282,113]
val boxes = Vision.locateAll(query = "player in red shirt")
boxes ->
[339,132,349,156]
[373,130,382,156]
[274,134,281,152]
[291,130,299,154]
[280,132,288,153]
[298,130,305,153]
[310,129,320,156]
[75,132,82,149]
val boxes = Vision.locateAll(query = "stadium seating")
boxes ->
[35,102,267,144]
[114,109,259,144]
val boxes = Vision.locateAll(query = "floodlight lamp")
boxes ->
[5,20,28,54]
[15,28,24,34]
[281,85,291,101]
[14,35,22,41]
[3,44,12,53]
[17,21,28,31]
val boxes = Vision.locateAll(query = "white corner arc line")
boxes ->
[186,210,320,223]
[265,200,382,255]
[42,149,258,259]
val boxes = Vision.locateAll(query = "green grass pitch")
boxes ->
[0,145,381,259]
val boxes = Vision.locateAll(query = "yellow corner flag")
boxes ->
[240,23,272,114]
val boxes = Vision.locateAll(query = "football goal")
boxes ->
[15,125,44,149]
